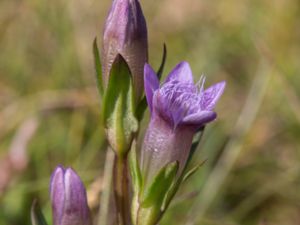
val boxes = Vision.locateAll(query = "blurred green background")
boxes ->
[1,0,300,224]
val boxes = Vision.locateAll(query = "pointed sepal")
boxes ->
[156,43,167,80]
[93,37,104,95]
[141,161,178,207]
[185,127,205,168]
[133,161,178,225]
[129,140,142,194]
[182,160,206,182]
[102,54,138,157]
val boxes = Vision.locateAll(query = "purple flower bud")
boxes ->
[102,0,148,100]
[50,166,91,225]
[141,62,225,184]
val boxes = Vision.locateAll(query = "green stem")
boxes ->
[98,148,115,225]
[114,154,131,225]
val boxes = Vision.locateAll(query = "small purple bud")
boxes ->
[102,0,148,101]
[50,166,91,225]
[142,62,226,184]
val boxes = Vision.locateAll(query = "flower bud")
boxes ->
[102,0,148,101]
[50,166,91,225]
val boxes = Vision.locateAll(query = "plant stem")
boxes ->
[98,148,115,225]
[114,154,131,225]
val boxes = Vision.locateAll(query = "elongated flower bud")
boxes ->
[50,166,91,225]
[102,0,148,101]
[142,61,226,186]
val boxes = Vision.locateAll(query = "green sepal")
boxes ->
[102,54,138,156]
[161,177,181,212]
[136,97,147,121]
[129,141,142,194]
[185,127,205,168]
[156,43,167,80]
[135,44,167,121]
[141,161,178,207]
[93,37,104,95]
[31,200,48,225]
[182,160,206,182]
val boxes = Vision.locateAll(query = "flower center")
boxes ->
[159,80,202,125]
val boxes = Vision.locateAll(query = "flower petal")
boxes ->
[50,166,65,225]
[63,168,90,225]
[144,63,159,113]
[165,61,193,83]
[201,81,226,110]
[182,111,217,126]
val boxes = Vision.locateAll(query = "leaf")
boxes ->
[141,161,178,208]
[31,200,48,225]
[93,37,104,94]
[102,54,138,156]
[129,140,142,193]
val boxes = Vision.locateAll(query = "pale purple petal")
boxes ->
[50,166,65,225]
[165,61,193,83]
[63,168,90,225]
[144,63,159,113]
[182,111,217,126]
[201,81,226,110]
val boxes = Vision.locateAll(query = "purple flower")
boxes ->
[102,0,148,100]
[141,62,225,184]
[50,166,91,225]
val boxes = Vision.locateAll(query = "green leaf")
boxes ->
[93,37,104,94]
[102,54,138,156]
[129,141,142,193]
[31,200,48,225]
[141,161,178,207]
[156,43,167,80]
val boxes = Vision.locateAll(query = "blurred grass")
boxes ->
[0,0,300,225]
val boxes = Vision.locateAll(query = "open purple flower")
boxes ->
[141,61,225,184]
[50,166,91,225]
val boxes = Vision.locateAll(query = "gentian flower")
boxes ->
[141,61,226,184]
[102,0,148,100]
[50,166,91,225]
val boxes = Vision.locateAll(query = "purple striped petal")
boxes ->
[165,61,193,83]
[182,111,217,126]
[201,81,226,110]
